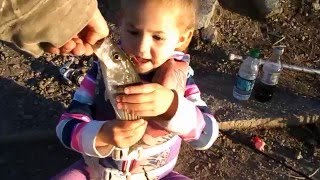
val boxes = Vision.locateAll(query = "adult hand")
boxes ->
[47,9,109,56]
[152,59,188,96]
[115,83,175,118]
[97,119,148,148]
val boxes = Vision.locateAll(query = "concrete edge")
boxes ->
[1,114,319,143]
[219,114,320,130]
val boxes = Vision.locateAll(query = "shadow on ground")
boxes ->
[0,77,80,179]
[0,139,80,180]
[0,77,64,137]
[218,0,262,21]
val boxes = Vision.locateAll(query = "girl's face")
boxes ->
[120,1,189,74]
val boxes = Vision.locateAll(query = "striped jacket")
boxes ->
[56,52,219,178]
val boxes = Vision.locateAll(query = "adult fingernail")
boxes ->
[117,103,122,109]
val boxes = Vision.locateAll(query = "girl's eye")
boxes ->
[127,30,139,36]
[153,35,165,41]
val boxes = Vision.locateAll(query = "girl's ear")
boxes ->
[176,30,194,52]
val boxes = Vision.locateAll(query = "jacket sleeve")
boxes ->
[56,61,115,158]
[0,0,97,57]
[156,68,219,150]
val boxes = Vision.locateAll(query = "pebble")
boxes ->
[47,87,56,93]
[0,54,5,61]
[194,164,199,171]
[39,83,46,90]
[295,151,303,160]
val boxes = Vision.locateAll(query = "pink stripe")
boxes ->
[184,84,199,96]
[80,77,96,97]
[71,123,86,152]
[181,108,205,141]
[60,113,91,122]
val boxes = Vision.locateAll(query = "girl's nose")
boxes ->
[136,36,151,58]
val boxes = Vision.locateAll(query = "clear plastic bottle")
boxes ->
[233,49,260,100]
[254,47,284,102]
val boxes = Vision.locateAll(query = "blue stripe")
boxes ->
[73,88,94,105]
[86,60,99,78]
[61,119,81,148]
[197,105,211,114]
[186,77,195,86]
[67,100,93,119]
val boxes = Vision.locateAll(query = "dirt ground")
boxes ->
[0,0,319,179]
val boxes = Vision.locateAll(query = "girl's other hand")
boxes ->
[97,119,147,148]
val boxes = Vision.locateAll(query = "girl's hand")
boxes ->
[97,119,148,148]
[116,83,175,117]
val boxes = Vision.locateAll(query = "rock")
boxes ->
[197,0,219,29]
[253,0,283,18]
[200,25,219,44]
[312,0,320,11]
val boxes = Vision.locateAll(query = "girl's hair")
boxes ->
[121,0,198,51]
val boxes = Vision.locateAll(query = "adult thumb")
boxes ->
[86,9,109,45]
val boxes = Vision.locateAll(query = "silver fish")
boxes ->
[94,38,142,121]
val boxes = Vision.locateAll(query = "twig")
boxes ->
[309,167,320,178]
[273,36,286,46]
[308,43,314,61]
[285,167,320,180]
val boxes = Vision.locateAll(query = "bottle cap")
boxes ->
[249,49,260,58]
[273,46,285,55]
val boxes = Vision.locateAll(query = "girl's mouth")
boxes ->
[132,56,151,65]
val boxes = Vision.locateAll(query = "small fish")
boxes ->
[94,38,142,121]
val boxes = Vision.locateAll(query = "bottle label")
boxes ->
[262,72,280,85]
[235,75,255,92]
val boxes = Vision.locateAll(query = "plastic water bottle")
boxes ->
[233,49,260,100]
[254,47,284,102]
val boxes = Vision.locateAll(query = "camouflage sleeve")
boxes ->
[0,0,97,57]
